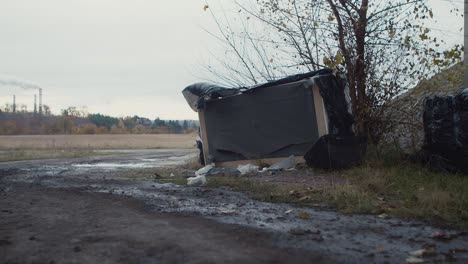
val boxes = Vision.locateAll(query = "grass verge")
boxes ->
[210,165,467,229]
[122,151,468,229]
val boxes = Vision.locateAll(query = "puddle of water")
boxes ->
[73,163,156,169]
[72,155,194,170]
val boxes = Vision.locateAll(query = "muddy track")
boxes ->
[1,149,467,263]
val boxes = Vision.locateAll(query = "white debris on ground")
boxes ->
[267,155,297,171]
[195,164,214,176]
[187,156,298,185]
[237,164,259,175]
[187,175,207,186]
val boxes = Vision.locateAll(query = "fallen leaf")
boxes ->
[375,245,385,253]
[298,212,310,219]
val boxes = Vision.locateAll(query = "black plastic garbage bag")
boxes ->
[422,88,468,174]
[304,135,367,169]
[182,83,240,112]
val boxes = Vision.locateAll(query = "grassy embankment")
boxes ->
[0,134,196,162]
[128,149,468,229]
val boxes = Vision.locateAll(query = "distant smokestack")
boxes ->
[39,88,43,114]
[34,94,37,114]
[13,95,16,113]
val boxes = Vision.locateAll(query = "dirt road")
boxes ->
[1,149,467,263]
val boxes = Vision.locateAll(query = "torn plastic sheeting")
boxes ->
[182,68,361,165]
[237,164,259,175]
[182,69,334,113]
[196,136,205,166]
[422,88,468,173]
[187,175,207,186]
[182,83,240,112]
[206,168,241,177]
[314,74,355,137]
[195,165,214,177]
[267,155,297,171]
[304,135,367,169]
[243,68,331,91]
[202,79,319,162]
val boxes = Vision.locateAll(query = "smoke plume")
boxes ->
[0,77,41,90]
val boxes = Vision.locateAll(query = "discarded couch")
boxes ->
[182,69,366,169]
[422,88,468,174]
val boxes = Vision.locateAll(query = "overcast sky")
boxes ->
[0,0,463,120]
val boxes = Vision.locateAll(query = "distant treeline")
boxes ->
[0,107,198,135]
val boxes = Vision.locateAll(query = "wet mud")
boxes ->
[1,149,467,263]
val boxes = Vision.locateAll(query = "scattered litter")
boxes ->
[285,209,295,214]
[267,155,297,171]
[406,256,425,263]
[410,246,436,257]
[170,173,175,177]
[298,196,311,201]
[377,213,389,219]
[289,190,300,197]
[410,250,425,257]
[218,210,237,215]
[187,175,207,186]
[237,164,259,175]
[430,231,459,241]
[195,165,214,176]
[206,168,241,177]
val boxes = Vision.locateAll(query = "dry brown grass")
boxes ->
[0,134,196,150]
[0,149,113,162]
[147,147,468,229]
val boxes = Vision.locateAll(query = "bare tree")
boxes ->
[204,0,463,140]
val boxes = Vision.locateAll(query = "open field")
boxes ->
[0,134,196,150]
[0,149,114,162]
